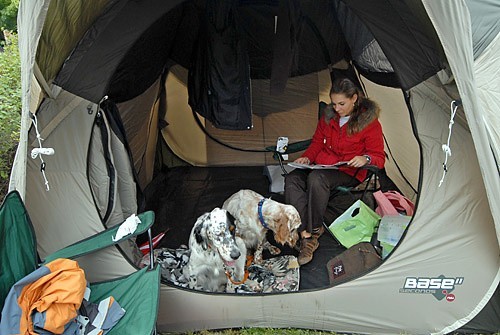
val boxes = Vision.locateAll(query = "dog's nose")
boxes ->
[230,249,241,260]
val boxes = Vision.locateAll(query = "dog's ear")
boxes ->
[289,210,302,230]
[273,209,290,245]
[226,210,236,225]
[226,211,237,236]
[194,223,208,250]
[285,210,301,247]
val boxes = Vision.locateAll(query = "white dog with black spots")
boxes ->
[184,207,247,292]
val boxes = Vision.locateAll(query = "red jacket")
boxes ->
[302,99,385,182]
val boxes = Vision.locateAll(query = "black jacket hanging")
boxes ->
[188,0,252,130]
[270,0,303,95]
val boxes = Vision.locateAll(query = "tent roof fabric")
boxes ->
[53,0,444,103]
[337,0,443,89]
[53,0,184,103]
[37,0,111,83]
[465,0,500,58]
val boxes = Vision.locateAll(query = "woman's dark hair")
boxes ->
[329,77,363,99]
[326,77,377,135]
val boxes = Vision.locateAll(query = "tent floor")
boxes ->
[141,166,347,290]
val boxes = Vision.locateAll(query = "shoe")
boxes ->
[298,237,319,265]
[311,226,325,239]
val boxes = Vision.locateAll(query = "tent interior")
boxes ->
[31,0,433,275]
[15,0,500,333]
[134,65,414,290]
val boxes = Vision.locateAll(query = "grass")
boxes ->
[162,329,336,335]
[161,329,500,335]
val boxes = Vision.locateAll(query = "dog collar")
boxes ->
[258,198,269,229]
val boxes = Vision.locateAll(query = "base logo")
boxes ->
[400,275,464,301]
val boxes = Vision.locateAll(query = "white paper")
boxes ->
[287,161,348,170]
[377,215,411,246]
[112,214,141,241]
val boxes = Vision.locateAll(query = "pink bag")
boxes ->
[373,190,415,217]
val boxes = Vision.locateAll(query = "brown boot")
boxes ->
[298,237,319,265]
[311,226,325,239]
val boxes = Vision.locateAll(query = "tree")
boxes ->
[0,30,21,196]
[0,0,19,32]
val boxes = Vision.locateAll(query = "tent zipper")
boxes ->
[94,110,116,224]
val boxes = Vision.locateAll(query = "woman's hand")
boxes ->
[294,157,311,165]
[347,155,369,168]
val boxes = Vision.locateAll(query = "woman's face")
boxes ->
[330,93,357,117]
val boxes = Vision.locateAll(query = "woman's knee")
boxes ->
[285,170,306,190]
[307,171,328,189]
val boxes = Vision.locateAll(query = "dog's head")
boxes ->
[194,207,243,265]
[268,203,301,248]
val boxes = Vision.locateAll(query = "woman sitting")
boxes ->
[285,77,385,265]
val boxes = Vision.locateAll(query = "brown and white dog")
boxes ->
[222,189,301,264]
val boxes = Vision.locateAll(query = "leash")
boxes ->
[225,255,254,285]
[258,198,269,229]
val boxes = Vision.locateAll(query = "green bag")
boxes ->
[328,200,380,248]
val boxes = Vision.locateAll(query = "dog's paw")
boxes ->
[226,281,237,293]
[253,245,265,264]
[267,245,282,256]
[187,276,197,289]
[253,255,264,264]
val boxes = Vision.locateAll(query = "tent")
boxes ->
[10,0,500,334]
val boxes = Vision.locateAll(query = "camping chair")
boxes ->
[266,141,384,219]
[266,140,382,196]
[266,139,312,175]
[0,191,160,335]
[334,164,381,205]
